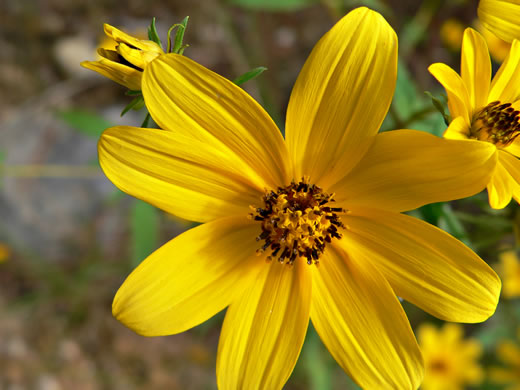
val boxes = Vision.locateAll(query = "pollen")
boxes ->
[249,178,345,266]
[470,101,520,147]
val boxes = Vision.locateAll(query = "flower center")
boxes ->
[428,358,450,374]
[249,178,345,265]
[470,101,520,147]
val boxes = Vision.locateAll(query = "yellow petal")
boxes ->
[81,59,142,90]
[142,54,289,189]
[217,260,311,390]
[99,126,266,223]
[444,116,471,139]
[478,0,520,43]
[330,130,497,212]
[461,28,491,112]
[487,158,515,208]
[342,207,501,323]
[310,244,423,389]
[489,40,520,103]
[285,7,397,187]
[117,42,161,69]
[429,62,472,125]
[112,216,262,336]
[104,23,163,53]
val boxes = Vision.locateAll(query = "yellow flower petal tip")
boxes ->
[82,23,164,90]
[430,26,520,209]
[478,0,520,43]
[101,7,501,390]
[418,323,484,390]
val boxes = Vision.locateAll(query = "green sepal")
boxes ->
[121,96,145,117]
[167,16,189,54]
[141,112,152,128]
[147,17,163,49]
[125,90,142,96]
[233,66,268,85]
[425,91,451,126]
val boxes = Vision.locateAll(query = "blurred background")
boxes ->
[1,0,519,389]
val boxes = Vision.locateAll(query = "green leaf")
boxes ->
[130,200,160,268]
[233,66,267,85]
[57,110,112,138]
[121,95,145,116]
[171,16,189,54]
[125,90,142,96]
[147,17,163,48]
[141,112,152,128]
[227,0,319,11]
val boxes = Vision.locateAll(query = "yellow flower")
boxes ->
[440,19,465,51]
[475,19,511,62]
[478,0,520,43]
[496,250,520,297]
[99,8,501,389]
[489,329,520,390]
[418,323,483,390]
[81,24,164,90]
[430,27,520,209]
[0,243,10,263]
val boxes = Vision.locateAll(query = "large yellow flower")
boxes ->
[418,323,483,390]
[478,0,520,43]
[430,27,520,209]
[81,24,164,90]
[99,8,501,389]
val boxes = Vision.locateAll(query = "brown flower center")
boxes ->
[249,178,345,265]
[470,101,520,147]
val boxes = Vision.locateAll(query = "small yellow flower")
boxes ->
[418,323,483,390]
[81,24,164,90]
[440,19,465,51]
[496,250,520,297]
[0,243,10,263]
[99,8,501,389]
[430,27,520,209]
[478,0,520,43]
[489,329,520,390]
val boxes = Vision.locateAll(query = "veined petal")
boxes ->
[488,157,515,208]
[330,130,497,212]
[497,149,520,204]
[112,216,262,336]
[478,0,520,43]
[310,244,423,389]
[217,260,311,390]
[444,116,471,139]
[81,58,142,91]
[342,207,501,323]
[104,23,163,53]
[99,126,266,223]
[489,39,520,103]
[285,7,397,187]
[429,63,472,125]
[461,28,491,112]
[142,54,289,188]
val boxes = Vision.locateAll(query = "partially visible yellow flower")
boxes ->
[440,19,465,51]
[475,19,511,62]
[430,27,520,209]
[496,250,520,297]
[418,323,483,390]
[98,8,501,389]
[81,24,164,90]
[478,0,520,43]
[489,329,520,390]
[0,243,10,263]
